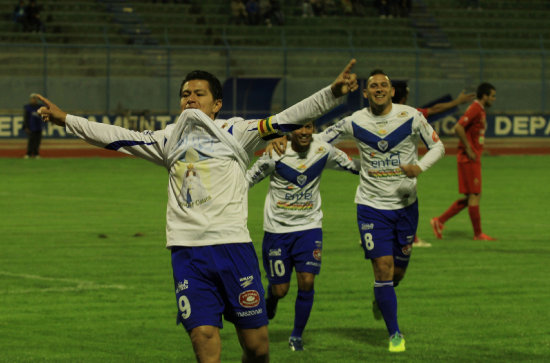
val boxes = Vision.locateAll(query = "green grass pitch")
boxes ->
[1,154,549,362]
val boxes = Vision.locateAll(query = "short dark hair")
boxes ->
[179,70,223,101]
[368,68,389,79]
[392,80,409,104]
[477,82,495,99]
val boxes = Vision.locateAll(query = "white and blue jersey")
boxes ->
[246,137,359,233]
[319,103,445,210]
[64,86,341,248]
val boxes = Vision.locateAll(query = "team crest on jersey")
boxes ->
[297,174,308,185]
[402,244,412,256]
[377,140,389,151]
[398,111,408,117]
[239,290,260,308]
[316,146,326,154]
[312,249,322,261]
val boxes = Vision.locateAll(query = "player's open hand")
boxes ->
[331,59,358,98]
[457,90,476,105]
[266,135,287,157]
[400,164,422,178]
[36,94,67,127]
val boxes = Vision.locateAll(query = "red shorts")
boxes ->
[457,160,481,194]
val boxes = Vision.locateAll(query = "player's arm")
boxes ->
[401,116,445,178]
[234,60,358,154]
[316,118,351,144]
[326,146,360,175]
[270,59,358,134]
[454,123,476,161]
[37,94,167,165]
[425,90,475,116]
[265,135,288,157]
[245,153,277,188]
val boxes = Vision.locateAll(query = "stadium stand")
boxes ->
[0,0,549,112]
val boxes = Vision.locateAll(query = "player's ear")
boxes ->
[213,99,222,114]
[362,88,368,98]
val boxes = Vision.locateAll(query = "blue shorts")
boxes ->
[171,243,268,332]
[262,228,323,285]
[356,202,417,268]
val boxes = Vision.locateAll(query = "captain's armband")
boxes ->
[258,116,280,140]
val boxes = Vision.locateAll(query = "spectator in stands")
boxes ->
[264,0,284,26]
[375,0,391,18]
[13,0,26,31]
[464,0,482,11]
[23,93,44,159]
[246,0,261,25]
[230,0,247,25]
[341,0,353,15]
[310,0,324,16]
[25,0,44,32]
[398,0,411,17]
[302,0,314,17]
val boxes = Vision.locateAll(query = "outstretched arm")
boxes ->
[426,90,475,116]
[36,94,68,126]
[35,95,167,165]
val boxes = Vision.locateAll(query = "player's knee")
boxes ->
[271,284,289,298]
[241,328,269,363]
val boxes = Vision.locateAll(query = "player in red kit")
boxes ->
[430,82,497,241]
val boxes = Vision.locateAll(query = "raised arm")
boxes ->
[426,90,475,117]
[273,59,358,132]
[37,94,167,166]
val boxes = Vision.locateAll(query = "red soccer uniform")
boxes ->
[457,100,486,162]
[456,100,485,194]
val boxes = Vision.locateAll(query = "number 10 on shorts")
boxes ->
[269,259,285,277]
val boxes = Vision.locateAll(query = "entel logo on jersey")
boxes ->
[239,290,260,308]
[371,153,400,168]
[312,249,322,261]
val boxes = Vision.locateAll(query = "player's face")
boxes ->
[180,80,222,119]
[364,74,394,115]
[483,89,496,108]
[291,122,314,152]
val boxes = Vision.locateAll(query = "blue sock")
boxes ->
[291,289,314,338]
[374,280,400,336]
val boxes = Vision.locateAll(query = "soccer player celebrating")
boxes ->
[318,69,445,352]
[36,61,358,363]
[246,122,359,351]
[430,82,497,241]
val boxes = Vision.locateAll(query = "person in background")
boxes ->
[392,80,475,247]
[247,122,359,351]
[431,82,497,241]
[23,93,44,159]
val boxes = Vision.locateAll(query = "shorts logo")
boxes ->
[297,174,307,186]
[361,223,374,230]
[175,280,188,294]
[239,275,254,288]
[312,249,322,261]
[268,248,282,257]
[239,290,260,308]
[377,140,388,151]
[402,244,412,256]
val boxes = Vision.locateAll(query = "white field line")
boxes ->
[0,271,129,294]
